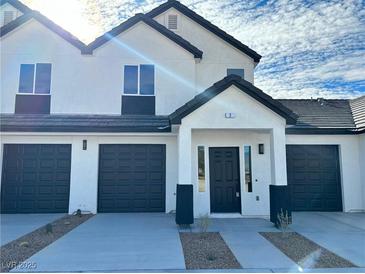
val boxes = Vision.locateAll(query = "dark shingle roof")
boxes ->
[84,13,203,58]
[170,75,297,124]
[350,95,365,131]
[278,99,356,129]
[146,0,261,62]
[0,114,171,132]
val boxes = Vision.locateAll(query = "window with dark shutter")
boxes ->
[227,68,244,78]
[124,65,138,94]
[140,64,154,95]
[18,63,52,94]
[19,64,35,93]
[35,63,52,94]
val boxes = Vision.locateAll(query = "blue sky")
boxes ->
[23,0,365,99]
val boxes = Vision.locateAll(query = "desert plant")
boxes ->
[19,241,29,248]
[197,214,211,233]
[45,223,53,234]
[277,208,291,235]
[76,209,82,217]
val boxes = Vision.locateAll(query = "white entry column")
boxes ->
[270,127,288,185]
[177,125,192,185]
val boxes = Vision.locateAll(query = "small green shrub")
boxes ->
[45,223,53,234]
[277,208,291,235]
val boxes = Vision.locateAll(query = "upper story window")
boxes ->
[227,68,244,78]
[167,14,178,30]
[123,64,155,95]
[3,11,14,25]
[19,63,52,94]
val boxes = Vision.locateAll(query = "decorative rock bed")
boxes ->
[260,232,356,269]
[0,214,93,272]
[179,232,241,270]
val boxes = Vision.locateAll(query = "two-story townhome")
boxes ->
[1,0,364,216]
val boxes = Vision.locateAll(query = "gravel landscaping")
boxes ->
[179,232,241,270]
[260,232,356,268]
[0,213,93,272]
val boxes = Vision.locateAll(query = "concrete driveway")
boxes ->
[0,214,64,246]
[12,212,365,272]
[291,212,365,267]
[20,213,185,272]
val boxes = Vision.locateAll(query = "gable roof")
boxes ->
[0,0,31,14]
[0,10,87,52]
[84,13,203,58]
[170,74,297,124]
[350,95,365,131]
[146,0,262,63]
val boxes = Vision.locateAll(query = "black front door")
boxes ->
[209,147,241,213]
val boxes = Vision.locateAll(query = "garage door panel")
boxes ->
[286,145,342,211]
[98,144,166,213]
[1,144,71,213]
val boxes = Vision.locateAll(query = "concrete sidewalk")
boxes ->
[0,214,63,246]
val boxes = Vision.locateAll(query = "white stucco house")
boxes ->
[0,0,364,217]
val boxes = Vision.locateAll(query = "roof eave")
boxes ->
[146,0,261,63]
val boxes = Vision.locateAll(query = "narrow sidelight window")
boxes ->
[244,146,252,192]
[18,63,52,94]
[140,64,154,95]
[124,65,138,94]
[227,68,244,78]
[198,146,205,192]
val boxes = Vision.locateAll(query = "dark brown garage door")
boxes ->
[286,145,342,211]
[1,144,71,213]
[98,144,166,212]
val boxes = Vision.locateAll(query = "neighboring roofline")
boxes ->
[84,13,203,58]
[0,114,172,133]
[0,11,87,52]
[169,74,298,125]
[285,127,359,135]
[0,0,32,14]
[146,0,262,63]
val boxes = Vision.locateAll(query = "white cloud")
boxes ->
[21,0,365,98]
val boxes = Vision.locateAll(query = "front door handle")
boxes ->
[236,192,240,198]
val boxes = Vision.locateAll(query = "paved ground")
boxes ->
[291,212,365,267]
[184,218,299,270]
[19,213,185,272]
[7,212,365,272]
[0,214,64,246]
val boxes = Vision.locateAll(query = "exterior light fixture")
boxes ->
[258,144,264,154]
[82,140,87,150]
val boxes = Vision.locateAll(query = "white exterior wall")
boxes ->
[286,134,364,212]
[0,20,197,115]
[0,3,23,27]
[192,130,272,217]
[0,133,178,214]
[177,86,287,217]
[154,8,256,90]
[359,134,365,209]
